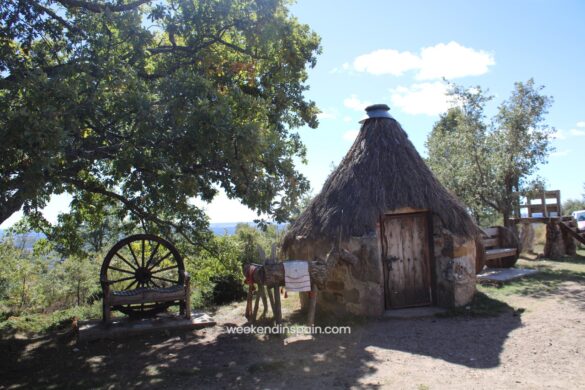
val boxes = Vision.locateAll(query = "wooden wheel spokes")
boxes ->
[145,242,161,268]
[147,251,172,271]
[101,234,185,317]
[127,243,141,268]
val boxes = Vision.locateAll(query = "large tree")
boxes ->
[426,79,554,226]
[1,0,321,244]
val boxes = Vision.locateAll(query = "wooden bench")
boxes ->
[480,226,520,268]
[100,234,191,324]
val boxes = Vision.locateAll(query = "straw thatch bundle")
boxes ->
[283,113,479,249]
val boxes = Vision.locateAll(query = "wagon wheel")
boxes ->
[101,234,185,318]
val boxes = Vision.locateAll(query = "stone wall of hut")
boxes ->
[431,216,477,307]
[285,214,476,316]
[286,235,385,317]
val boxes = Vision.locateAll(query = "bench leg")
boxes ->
[102,297,111,325]
[102,283,111,325]
[307,284,318,326]
[184,275,191,320]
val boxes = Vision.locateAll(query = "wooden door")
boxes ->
[381,212,432,309]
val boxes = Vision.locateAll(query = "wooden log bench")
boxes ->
[102,277,191,323]
[101,234,191,324]
[480,226,520,268]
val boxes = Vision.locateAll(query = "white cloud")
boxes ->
[349,41,495,80]
[343,95,372,112]
[576,121,585,128]
[390,82,452,116]
[416,42,495,80]
[551,149,570,157]
[194,190,261,223]
[330,62,352,74]
[343,116,353,123]
[353,49,420,76]
[342,129,360,141]
[570,128,585,136]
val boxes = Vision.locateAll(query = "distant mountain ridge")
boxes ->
[0,223,285,246]
[210,222,287,235]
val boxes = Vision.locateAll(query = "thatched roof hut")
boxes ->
[283,104,480,316]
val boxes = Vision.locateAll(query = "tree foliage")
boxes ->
[426,79,554,226]
[1,0,321,244]
[563,187,585,217]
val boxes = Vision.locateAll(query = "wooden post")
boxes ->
[544,220,566,259]
[245,285,254,321]
[307,284,318,326]
[266,286,276,318]
[541,192,548,218]
[519,223,535,254]
[259,285,268,319]
[101,278,111,324]
[184,272,191,320]
[252,288,261,321]
[273,286,282,323]
[253,285,269,321]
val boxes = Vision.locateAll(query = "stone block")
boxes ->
[441,234,454,257]
[343,288,360,304]
[326,280,344,291]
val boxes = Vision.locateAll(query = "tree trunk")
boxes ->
[544,221,566,259]
[503,208,512,228]
[77,280,81,306]
[19,275,27,309]
[0,196,25,226]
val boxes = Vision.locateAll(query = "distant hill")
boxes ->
[0,229,45,250]
[0,223,284,246]
[210,222,287,236]
[210,222,246,236]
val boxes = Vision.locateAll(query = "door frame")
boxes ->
[379,211,437,309]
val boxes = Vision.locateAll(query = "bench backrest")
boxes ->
[481,227,501,249]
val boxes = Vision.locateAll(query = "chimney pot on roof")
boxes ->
[360,104,392,123]
[365,104,390,113]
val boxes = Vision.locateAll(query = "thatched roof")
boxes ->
[283,110,479,249]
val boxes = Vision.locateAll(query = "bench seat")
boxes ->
[110,285,187,306]
[484,248,518,261]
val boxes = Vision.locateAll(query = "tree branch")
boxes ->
[0,189,28,225]
[59,177,211,250]
[30,1,85,35]
[55,0,151,13]
[479,194,500,213]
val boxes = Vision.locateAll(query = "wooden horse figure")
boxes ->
[243,246,277,323]
[242,244,351,325]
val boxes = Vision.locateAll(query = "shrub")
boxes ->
[202,275,247,306]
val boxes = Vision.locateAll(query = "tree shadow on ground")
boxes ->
[0,294,523,389]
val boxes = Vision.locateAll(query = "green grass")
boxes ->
[441,250,585,317]
[478,253,585,301]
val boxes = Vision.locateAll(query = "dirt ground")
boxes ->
[2,256,585,389]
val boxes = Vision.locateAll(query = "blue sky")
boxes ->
[287,0,585,216]
[1,0,584,228]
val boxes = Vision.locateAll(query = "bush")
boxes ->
[202,275,247,306]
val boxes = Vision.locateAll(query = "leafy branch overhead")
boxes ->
[0,0,322,242]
